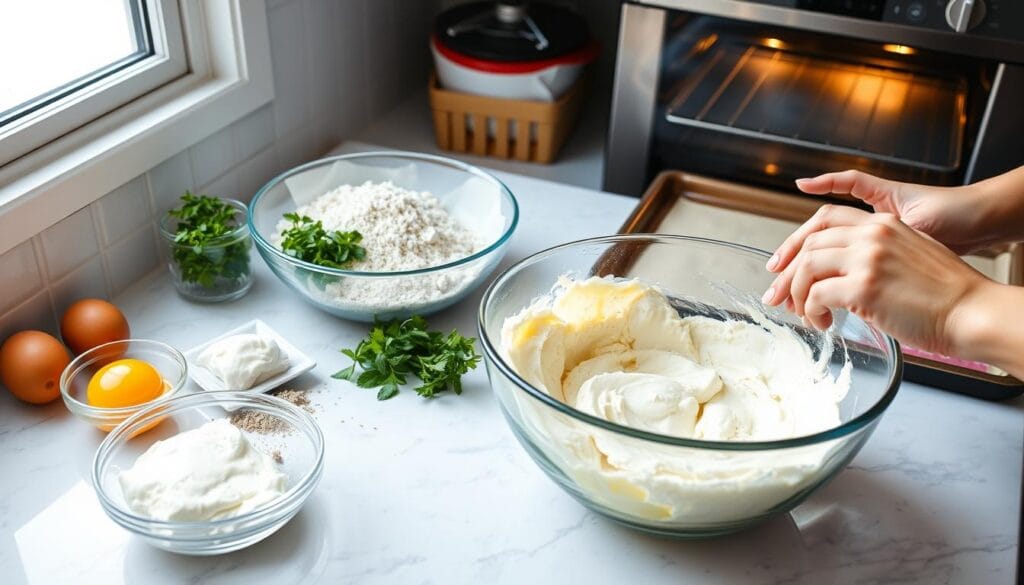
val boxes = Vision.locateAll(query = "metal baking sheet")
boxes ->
[617,171,1023,400]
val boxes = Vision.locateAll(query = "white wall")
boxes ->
[0,0,437,341]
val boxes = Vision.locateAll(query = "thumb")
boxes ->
[796,170,894,210]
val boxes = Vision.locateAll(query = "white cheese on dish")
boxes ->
[196,333,289,390]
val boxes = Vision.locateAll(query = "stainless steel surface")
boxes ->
[963,63,1024,182]
[634,0,1024,63]
[946,0,985,33]
[964,63,1003,183]
[664,44,966,172]
[603,4,665,195]
[496,2,526,24]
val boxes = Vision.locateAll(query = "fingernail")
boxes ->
[765,254,779,271]
[795,178,810,185]
[761,286,775,304]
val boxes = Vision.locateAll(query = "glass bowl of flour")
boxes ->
[249,151,518,321]
[478,235,902,538]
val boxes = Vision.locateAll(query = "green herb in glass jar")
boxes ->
[167,193,251,288]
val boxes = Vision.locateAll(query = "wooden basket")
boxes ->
[427,73,585,164]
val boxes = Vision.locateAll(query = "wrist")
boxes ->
[946,278,1006,366]
[969,174,1024,248]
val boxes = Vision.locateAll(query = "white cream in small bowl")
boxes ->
[92,390,325,555]
[119,419,287,522]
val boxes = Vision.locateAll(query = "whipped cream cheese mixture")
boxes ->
[500,276,851,521]
[119,419,287,521]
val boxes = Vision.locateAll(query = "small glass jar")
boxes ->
[159,198,254,302]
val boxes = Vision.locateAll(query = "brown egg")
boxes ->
[61,299,130,355]
[0,331,70,404]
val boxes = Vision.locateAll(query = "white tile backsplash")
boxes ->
[365,0,398,121]
[49,256,109,318]
[274,123,319,173]
[302,0,339,123]
[0,240,44,316]
[0,293,58,342]
[233,105,276,163]
[190,125,238,188]
[39,207,100,281]
[148,150,194,219]
[0,0,439,339]
[105,226,159,296]
[268,0,311,137]
[235,147,278,204]
[199,169,240,203]
[97,176,151,246]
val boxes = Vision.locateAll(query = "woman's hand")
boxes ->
[795,170,990,254]
[762,204,991,355]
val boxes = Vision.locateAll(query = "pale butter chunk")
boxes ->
[118,419,287,521]
[197,333,290,390]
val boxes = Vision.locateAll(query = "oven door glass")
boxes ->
[651,13,997,191]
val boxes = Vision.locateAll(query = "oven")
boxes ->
[604,0,1024,397]
[604,0,1024,196]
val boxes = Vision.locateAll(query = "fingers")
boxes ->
[795,170,889,202]
[803,278,856,330]
[766,204,871,274]
[762,226,859,306]
[788,249,848,317]
[763,248,847,317]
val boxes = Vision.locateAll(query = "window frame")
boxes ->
[0,0,274,256]
[0,0,188,167]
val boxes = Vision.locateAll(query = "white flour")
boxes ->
[273,181,485,311]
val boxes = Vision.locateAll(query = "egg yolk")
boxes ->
[87,358,165,408]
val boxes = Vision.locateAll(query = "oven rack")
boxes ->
[664,43,967,172]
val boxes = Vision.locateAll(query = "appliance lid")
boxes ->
[435,1,591,63]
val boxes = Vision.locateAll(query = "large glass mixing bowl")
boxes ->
[478,235,901,538]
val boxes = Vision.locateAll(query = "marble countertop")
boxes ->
[1,146,1022,585]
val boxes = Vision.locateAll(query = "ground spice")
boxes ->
[229,388,315,434]
[273,388,314,413]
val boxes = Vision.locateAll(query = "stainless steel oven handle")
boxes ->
[604,4,666,195]
[634,0,1024,63]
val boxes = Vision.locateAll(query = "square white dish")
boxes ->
[184,319,316,393]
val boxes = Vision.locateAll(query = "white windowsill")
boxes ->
[0,0,274,256]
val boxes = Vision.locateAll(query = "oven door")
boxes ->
[604,3,1001,196]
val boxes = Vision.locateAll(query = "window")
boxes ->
[0,0,273,256]
[0,0,186,165]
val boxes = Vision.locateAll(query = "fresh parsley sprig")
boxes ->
[167,192,249,287]
[279,212,366,269]
[332,316,481,400]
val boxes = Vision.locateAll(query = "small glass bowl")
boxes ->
[60,339,188,432]
[92,391,325,555]
[159,198,255,303]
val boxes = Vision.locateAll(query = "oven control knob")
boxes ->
[945,0,986,32]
